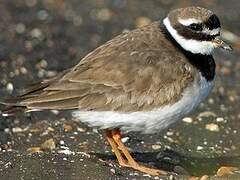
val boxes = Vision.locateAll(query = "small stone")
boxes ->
[47,127,54,132]
[51,110,59,115]
[152,144,161,150]
[189,177,198,180]
[92,128,98,133]
[6,83,14,93]
[36,59,48,69]
[20,67,28,74]
[58,149,75,155]
[63,124,73,132]
[166,131,174,136]
[37,10,48,20]
[12,127,26,133]
[4,128,10,133]
[40,138,56,151]
[200,175,209,180]
[77,127,86,132]
[73,16,83,26]
[143,174,151,177]
[60,146,69,150]
[182,117,193,123]
[208,98,214,104]
[216,166,237,177]
[16,23,26,34]
[97,8,112,21]
[198,111,217,118]
[216,117,225,122]
[60,140,65,145]
[135,16,151,28]
[30,28,42,38]
[121,137,129,143]
[110,168,116,174]
[27,147,43,154]
[197,146,204,151]
[25,0,37,7]
[205,123,220,132]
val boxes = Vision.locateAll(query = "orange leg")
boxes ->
[105,129,167,176]
[105,130,129,167]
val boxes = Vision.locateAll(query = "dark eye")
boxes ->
[189,23,203,31]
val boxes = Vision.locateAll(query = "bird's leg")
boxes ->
[111,129,167,176]
[105,130,129,167]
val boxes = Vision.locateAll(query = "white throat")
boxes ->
[163,17,215,55]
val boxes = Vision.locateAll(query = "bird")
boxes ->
[0,6,232,176]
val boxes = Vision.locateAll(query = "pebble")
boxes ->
[217,166,237,176]
[30,28,43,38]
[20,67,28,74]
[152,144,161,150]
[63,124,73,132]
[36,59,48,69]
[142,174,151,177]
[166,131,174,136]
[25,0,37,7]
[216,117,225,122]
[12,127,26,133]
[96,8,112,21]
[16,23,26,34]
[6,83,14,93]
[40,138,56,151]
[200,175,209,180]
[58,149,75,155]
[182,117,193,123]
[121,137,129,143]
[73,16,83,26]
[60,146,69,150]
[4,128,10,133]
[27,147,43,154]
[198,111,217,118]
[205,123,220,132]
[77,127,86,132]
[135,16,151,28]
[51,110,59,115]
[197,146,204,151]
[110,168,116,174]
[37,10,49,20]
[208,98,214,104]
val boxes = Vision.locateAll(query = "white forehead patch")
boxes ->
[163,17,215,55]
[178,18,202,26]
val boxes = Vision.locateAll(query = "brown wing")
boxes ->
[2,22,195,113]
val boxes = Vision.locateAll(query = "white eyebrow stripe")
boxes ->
[178,18,202,26]
[203,28,220,36]
[163,17,215,55]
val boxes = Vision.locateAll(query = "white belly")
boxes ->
[72,74,214,134]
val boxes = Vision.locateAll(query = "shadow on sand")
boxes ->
[93,149,240,176]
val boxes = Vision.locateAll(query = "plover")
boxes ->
[1,7,232,175]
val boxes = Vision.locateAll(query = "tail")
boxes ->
[0,70,71,117]
[0,105,27,117]
[0,83,48,116]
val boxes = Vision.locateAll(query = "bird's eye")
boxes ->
[189,23,203,31]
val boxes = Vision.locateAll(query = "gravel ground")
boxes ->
[0,0,240,179]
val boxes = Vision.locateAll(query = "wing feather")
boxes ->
[1,21,195,114]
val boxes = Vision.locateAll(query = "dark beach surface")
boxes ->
[0,0,240,179]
